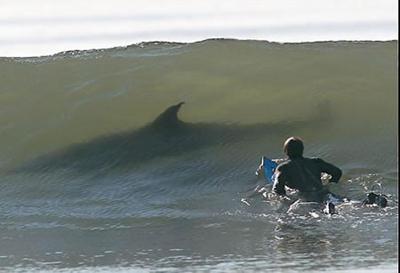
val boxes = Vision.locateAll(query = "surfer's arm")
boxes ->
[316,158,342,183]
[272,169,286,196]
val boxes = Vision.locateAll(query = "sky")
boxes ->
[0,0,398,57]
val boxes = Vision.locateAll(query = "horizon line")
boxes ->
[1,38,398,59]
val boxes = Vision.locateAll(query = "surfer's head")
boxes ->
[283,137,304,159]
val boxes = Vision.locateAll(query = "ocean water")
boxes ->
[0,39,397,272]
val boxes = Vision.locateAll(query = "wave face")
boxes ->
[0,40,398,272]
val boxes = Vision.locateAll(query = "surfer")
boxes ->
[243,137,389,212]
[272,137,342,212]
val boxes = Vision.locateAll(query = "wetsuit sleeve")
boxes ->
[315,158,342,183]
[272,165,286,195]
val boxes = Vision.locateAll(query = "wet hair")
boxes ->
[283,137,304,159]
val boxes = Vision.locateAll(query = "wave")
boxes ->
[1,39,397,172]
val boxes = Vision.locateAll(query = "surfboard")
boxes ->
[262,156,278,184]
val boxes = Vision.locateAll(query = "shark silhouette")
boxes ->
[13,101,331,173]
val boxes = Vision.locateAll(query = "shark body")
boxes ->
[14,102,330,173]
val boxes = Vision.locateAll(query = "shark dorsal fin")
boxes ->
[152,102,185,128]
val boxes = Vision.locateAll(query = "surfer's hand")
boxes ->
[255,165,263,177]
[272,158,286,164]
[321,173,332,184]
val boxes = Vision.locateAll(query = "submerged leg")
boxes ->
[323,201,336,214]
[362,192,388,208]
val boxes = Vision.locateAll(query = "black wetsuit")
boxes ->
[272,157,342,202]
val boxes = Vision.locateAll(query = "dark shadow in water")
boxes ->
[11,101,332,174]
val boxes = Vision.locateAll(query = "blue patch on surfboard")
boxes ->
[262,156,278,184]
